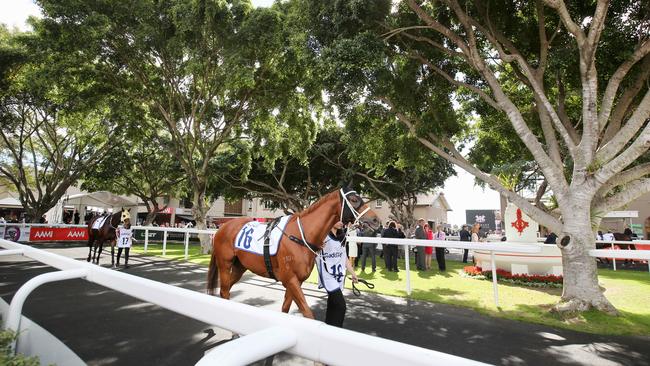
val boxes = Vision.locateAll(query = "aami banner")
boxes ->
[29,227,89,242]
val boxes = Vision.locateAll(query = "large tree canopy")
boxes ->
[81,130,186,225]
[0,24,125,222]
[303,0,650,314]
[37,0,320,252]
[212,120,454,229]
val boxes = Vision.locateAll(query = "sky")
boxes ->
[1,0,501,225]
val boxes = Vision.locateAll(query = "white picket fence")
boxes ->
[131,225,217,259]
[0,238,487,366]
[345,236,542,307]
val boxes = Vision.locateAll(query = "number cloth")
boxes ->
[116,226,133,248]
[317,233,348,293]
[233,216,291,256]
[91,215,110,230]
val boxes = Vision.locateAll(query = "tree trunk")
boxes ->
[26,207,48,224]
[144,211,158,226]
[192,183,210,254]
[554,204,617,315]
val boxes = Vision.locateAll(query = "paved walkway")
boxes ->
[0,243,648,366]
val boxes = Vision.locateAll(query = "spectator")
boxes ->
[0,216,5,223]
[544,232,557,244]
[459,225,471,263]
[359,222,377,273]
[623,227,637,239]
[74,212,80,225]
[433,224,446,271]
[346,223,358,268]
[414,218,427,270]
[471,223,482,243]
[382,221,401,272]
[603,230,615,241]
[424,223,434,270]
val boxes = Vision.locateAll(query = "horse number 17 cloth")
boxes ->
[117,227,133,248]
[317,233,348,293]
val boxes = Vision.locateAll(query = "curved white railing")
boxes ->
[0,238,487,366]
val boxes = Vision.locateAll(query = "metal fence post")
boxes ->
[490,251,499,307]
[184,232,189,260]
[404,245,411,296]
[144,228,149,253]
[163,230,168,256]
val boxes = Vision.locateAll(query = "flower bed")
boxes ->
[463,266,563,288]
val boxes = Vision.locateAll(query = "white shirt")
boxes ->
[603,232,615,241]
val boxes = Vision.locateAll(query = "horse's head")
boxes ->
[339,188,380,230]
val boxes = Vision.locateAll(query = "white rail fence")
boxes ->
[0,223,217,260]
[0,238,486,366]
[346,236,542,307]
[131,225,217,259]
[346,236,650,304]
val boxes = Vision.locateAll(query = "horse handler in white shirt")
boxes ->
[115,214,136,268]
[316,221,358,328]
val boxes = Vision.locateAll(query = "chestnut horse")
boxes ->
[86,211,122,265]
[207,188,380,319]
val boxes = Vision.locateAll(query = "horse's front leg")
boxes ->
[283,278,313,319]
[281,290,293,313]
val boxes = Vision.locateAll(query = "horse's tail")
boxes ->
[207,251,219,296]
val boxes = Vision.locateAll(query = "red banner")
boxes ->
[29,227,89,242]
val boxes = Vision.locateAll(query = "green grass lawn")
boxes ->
[132,242,650,336]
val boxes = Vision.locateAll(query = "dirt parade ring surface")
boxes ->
[1,242,648,366]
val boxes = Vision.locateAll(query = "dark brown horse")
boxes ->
[207,188,379,319]
[87,211,123,265]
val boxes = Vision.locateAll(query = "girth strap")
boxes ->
[263,217,282,281]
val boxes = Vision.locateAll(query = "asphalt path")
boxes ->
[0,243,648,366]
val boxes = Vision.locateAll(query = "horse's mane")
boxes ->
[296,190,339,217]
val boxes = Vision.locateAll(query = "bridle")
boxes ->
[339,188,371,227]
[294,188,371,258]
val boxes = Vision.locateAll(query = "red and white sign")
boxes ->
[29,227,89,242]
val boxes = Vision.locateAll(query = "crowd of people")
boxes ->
[344,219,489,275]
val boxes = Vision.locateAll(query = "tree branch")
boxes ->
[599,40,650,130]
[596,88,650,165]
[380,96,562,231]
[593,178,650,214]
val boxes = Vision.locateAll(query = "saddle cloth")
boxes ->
[91,215,109,230]
[233,216,291,256]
